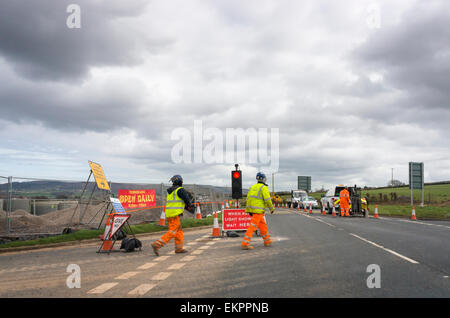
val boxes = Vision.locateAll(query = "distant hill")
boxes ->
[0,180,249,199]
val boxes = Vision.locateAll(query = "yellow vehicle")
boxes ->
[333,197,368,212]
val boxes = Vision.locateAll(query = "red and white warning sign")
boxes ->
[110,213,130,238]
[222,209,252,232]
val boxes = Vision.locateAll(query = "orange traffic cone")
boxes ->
[303,203,307,212]
[309,203,313,214]
[411,206,417,220]
[297,203,300,212]
[332,205,337,217]
[158,208,166,226]
[196,203,202,219]
[100,216,114,252]
[374,205,379,219]
[322,204,326,215]
[212,211,220,237]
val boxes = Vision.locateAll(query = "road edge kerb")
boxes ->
[0,225,212,254]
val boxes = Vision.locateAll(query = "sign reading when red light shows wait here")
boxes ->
[222,209,251,232]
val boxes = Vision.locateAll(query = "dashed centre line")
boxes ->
[151,272,172,281]
[87,282,118,294]
[154,255,171,262]
[128,284,157,296]
[115,271,140,280]
[137,262,156,270]
[168,263,186,270]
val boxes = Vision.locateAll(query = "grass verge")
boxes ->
[0,214,220,249]
[373,205,450,220]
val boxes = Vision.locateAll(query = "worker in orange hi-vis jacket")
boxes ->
[339,186,350,217]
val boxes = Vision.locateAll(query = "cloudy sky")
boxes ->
[0,0,449,191]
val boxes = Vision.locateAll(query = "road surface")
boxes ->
[0,208,449,297]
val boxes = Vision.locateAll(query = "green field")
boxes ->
[360,184,450,204]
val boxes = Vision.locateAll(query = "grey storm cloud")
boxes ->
[1,0,450,189]
[0,0,165,82]
[351,1,450,117]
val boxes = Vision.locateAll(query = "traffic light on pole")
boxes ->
[231,164,242,199]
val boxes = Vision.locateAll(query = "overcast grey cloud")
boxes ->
[0,0,449,191]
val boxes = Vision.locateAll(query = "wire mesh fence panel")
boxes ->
[0,176,231,239]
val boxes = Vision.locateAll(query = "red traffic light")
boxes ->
[233,171,241,179]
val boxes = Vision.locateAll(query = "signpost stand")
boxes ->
[68,161,112,229]
[97,197,137,254]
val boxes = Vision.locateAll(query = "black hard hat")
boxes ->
[170,175,183,185]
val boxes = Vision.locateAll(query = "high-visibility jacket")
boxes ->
[245,182,274,214]
[339,189,350,206]
[165,186,185,218]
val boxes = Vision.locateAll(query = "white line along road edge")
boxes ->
[350,233,419,264]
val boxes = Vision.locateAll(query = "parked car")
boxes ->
[300,196,319,209]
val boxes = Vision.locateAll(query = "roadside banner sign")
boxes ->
[88,161,110,190]
[118,189,156,210]
[222,209,252,232]
[110,197,126,214]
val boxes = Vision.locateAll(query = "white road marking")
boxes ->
[128,284,157,296]
[168,263,186,270]
[192,249,204,255]
[115,271,140,280]
[206,241,216,245]
[87,282,118,294]
[154,256,171,262]
[392,218,450,229]
[311,217,336,228]
[152,272,172,281]
[137,262,156,270]
[180,255,196,261]
[187,242,198,245]
[199,245,211,249]
[349,233,419,264]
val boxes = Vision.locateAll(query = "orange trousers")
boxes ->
[242,213,271,247]
[154,215,183,250]
[340,204,349,216]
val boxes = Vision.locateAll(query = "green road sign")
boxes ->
[298,176,311,192]
[409,162,424,190]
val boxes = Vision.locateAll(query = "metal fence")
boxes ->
[0,176,231,239]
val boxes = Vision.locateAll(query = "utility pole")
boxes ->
[391,168,394,186]
[272,173,276,193]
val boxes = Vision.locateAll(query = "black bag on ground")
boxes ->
[120,238,142,252]
[112,229,127,241]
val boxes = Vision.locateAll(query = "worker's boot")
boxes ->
[175,248,188,254]
[241,244,254,250]
[264,240,273,247]
[340,212,344,217]
[345,212,350,217]
[151,242,160,256]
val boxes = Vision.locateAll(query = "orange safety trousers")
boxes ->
[340,203,350,216]
[242,214,271,247]
[154,216,183,250]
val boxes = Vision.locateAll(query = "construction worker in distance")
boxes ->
[151,175,194,256]
[241,172,275,250]
[339,186,350,217]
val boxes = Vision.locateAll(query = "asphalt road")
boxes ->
[0,208,449,297]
